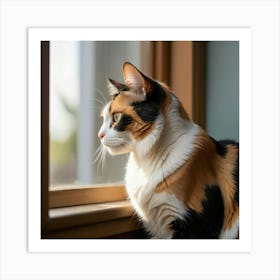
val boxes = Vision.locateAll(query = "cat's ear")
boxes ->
[107,78,126,95]
[123,62,152,95]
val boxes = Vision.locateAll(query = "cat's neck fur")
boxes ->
[129,95,200,181]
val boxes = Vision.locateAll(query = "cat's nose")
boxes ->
[98,132,105,139]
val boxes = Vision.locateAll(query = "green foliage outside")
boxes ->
[50,93,78,185]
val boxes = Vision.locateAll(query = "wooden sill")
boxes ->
[44,217,140,239]
[43,200,141,239]
[48,200,134,231]
[49,184,127,208]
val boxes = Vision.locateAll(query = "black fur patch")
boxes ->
[233,148,239,205]
[145,78,166,105]
[132,101,159,123]
[111,93,119,100]
[108,78,128,92]
[210,137,227,157]
[114,114,132,131]
[218,140,239,205]
[132,80,165,123]
[171,185,225,239]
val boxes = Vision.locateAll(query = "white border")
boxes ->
[1,1,279,279]
[28,27,252,253]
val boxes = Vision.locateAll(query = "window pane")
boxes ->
[50,42,79,185]
[49,41,141,186]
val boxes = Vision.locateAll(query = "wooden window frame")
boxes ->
[142,41,206,128]
[41,41,205,239]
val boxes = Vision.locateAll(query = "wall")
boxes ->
[205,41,239,141]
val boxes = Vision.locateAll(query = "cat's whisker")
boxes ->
[101,146,107,170]
[88,95,106,107]
[95,87,108,104]
[94,144,107,172]
[94,145,103,168]
[85,96,106,114]
[94,97,106,107]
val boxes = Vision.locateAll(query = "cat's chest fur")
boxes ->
[125,122,200,238]
[125,157,186,238]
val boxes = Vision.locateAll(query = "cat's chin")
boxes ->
[106,144,130,155]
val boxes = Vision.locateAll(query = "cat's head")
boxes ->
[98,62,176,156]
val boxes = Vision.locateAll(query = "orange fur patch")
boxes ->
[178,101,190,120]
[155,130,239,231]
[109,92,155,140]
[217,144,239,230]
[155,130,217,213]
[160,93,172,115]
[160,84,189,119]
[159,83,172,115]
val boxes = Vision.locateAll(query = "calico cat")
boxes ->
[98,62,239,239]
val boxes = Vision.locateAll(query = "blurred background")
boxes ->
[49,41,239,186]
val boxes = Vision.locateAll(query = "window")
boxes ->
[49,42,79,185]
[41,41,207,238]
[50,41,142,186]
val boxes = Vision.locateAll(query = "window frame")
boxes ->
[41,42,136,238]
[142,41,206,127]
[41,41,206,239]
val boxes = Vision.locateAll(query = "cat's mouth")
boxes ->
[102,139,125,148]
[103,141,129,155]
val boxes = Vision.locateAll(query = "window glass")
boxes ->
[50,41,79,185]
[49,41,141,186]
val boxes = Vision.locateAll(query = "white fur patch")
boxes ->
[220,217,239,239]
[143,193,187,239]
[107,80,119,95]
[99,103,133,155]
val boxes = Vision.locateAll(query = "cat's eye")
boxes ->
[113,112,122,123]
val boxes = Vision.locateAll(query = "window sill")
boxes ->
[43,200,142,238]
[49,184,127,208]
